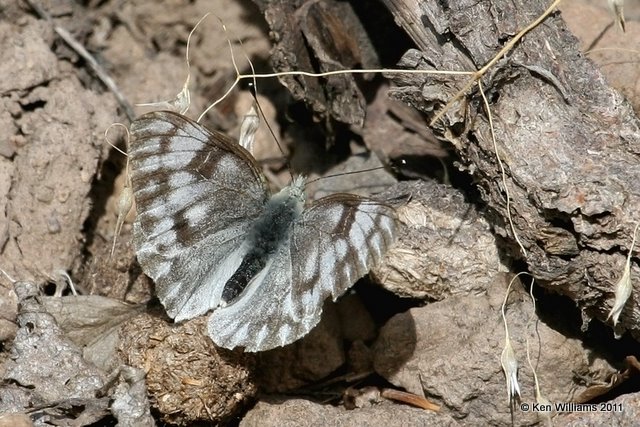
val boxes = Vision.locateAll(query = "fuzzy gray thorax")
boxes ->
[220,176,306,303]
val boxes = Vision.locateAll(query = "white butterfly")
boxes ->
[128,111,396,351]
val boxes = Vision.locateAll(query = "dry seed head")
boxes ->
[608,263,631,327]
[104,125,133,259]
[608,0,626,32]
[135,13,206,114]
[501,339,521,402]
[536,394,553,426]
[607,221,639,327]
[238,104,259,152]
[136,74,191,115]
[111,174,133,259]
[526,314,552,424]
[500,273,529,403]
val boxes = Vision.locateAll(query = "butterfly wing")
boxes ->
[207,194,396,351]
[129,111,270,321]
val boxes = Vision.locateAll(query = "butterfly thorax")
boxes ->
[220,176,307,304]
[129,112,397,351]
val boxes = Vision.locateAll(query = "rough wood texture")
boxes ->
[384,0,640,338]
[254,0,380,126]
[256,0,640,339]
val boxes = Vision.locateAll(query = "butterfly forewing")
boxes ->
[129,110,398,352]
[129,111,269,320]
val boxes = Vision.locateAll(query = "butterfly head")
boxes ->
[277,175,307,204]
[129,111,398,352]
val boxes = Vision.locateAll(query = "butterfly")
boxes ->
[128,110,397,352]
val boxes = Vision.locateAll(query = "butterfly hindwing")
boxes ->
[130,110,397,352]
[129,111,269,320]
[207,194,396,351]
[292,194,397,301]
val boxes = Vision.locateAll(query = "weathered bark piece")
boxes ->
[256,0,640,338]
[253,0,380,126]
[382,0,640,338]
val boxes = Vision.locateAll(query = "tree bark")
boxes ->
[384,0,640,338]
[255,0,640,339]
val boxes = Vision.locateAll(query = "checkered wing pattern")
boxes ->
[129,110,397,352]
[129,111,269,321]
[207,194,396,351]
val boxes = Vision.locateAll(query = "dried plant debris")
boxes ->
[342,386,440,411]
[111,169,134,259]
[379,388,440,412]
[24,398,110,426]
[574,355,640,403]
[2,282,256,425]
[501,337,521,404]
[607,222,639,332]
[134,10,202,115]
[1,282,109,424]
[499,286,528,415]
[238,103,260,152]
[110,366,156,427]
[525,282,553,426]
[117,313,258,425]
[40,294,144,371]
[0,281,154,425]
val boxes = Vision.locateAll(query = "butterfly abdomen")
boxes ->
[221,182,305,304]
[128,112,397,351]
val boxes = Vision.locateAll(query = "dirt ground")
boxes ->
[1,0,640,426]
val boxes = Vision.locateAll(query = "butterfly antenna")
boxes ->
[305,165,388,185]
